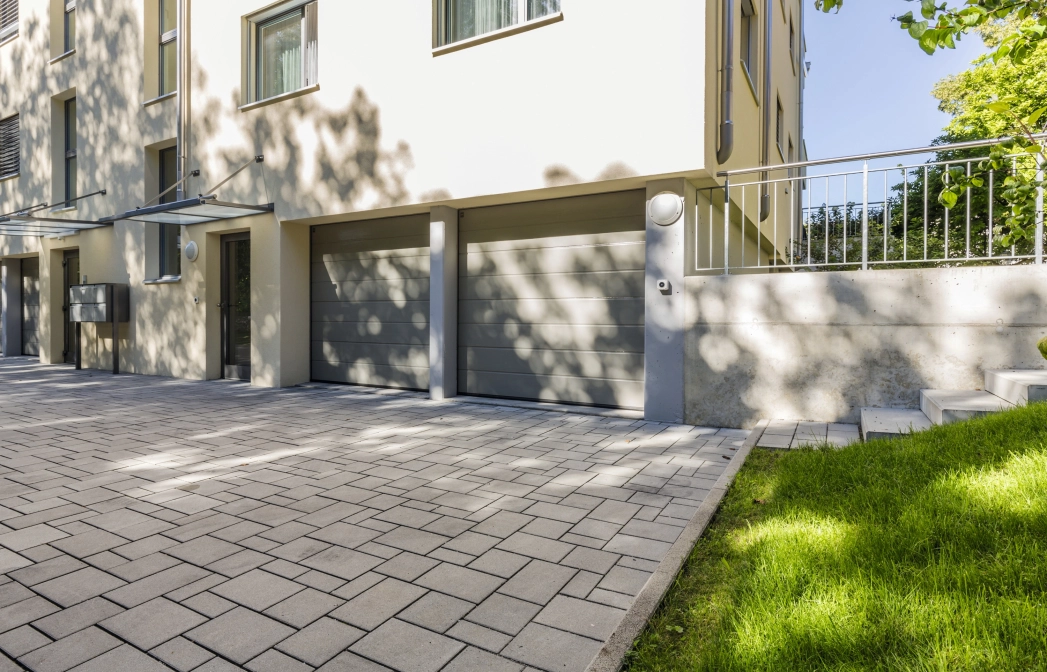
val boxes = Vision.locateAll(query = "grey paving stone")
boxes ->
[271,538,332,563]
[264,588,345,629]
[246,649,313,672]
[445,620,512,653]
[34,567,127,607]
[502,623,603,672]
[618,519,683,544]
[104,564,213,608]
[440,532,501,556]
[211,569,305,611]
[495,533,574,563]
[351,619,464,672]
[373,552,439,582]
[568,519,622,542]
[533,595,625,640]
[205,548,272,577]
[100,597,207,650]
[416,564,503,604]
[443,647,524,672]
[468,512,532,539]
[185,607,295,665]
[330,578,427,631]
[0,584,34,610]
[165,536,242,567]
[67,643,172,672]
[48,530,127,559]
[597,566,651,596]
[0,624,51,657]
[111,535,178,561]
[560,546,619,575]
[522,502,588,524]
[0,524,68,552]
[31,597,124,640]
[308,523,381,549]
[602,534,673,562]
[108,552,182,582]
[466,550,530,579]
[587,501,642,525]
[18,626,121,672]
[276,617,364,667]
[397,592,473,634]
[295,570,347,593]
[586,588,633,610]
[465,594,541,636]
[194,657,245,672]
[561,570,602,599]
[302,547,382,582]
[519,518,573,540]
[332,573,385,602]
[315,652,392,671]
[150,636,215,672]
[7,554,86,587]
[372,528,448,555]
[497,560,577,606]
[420,517,475,538]
[181,592,236,619]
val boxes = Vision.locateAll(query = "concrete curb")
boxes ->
[584,419,770,672]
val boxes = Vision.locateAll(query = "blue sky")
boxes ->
[803,1,987,160]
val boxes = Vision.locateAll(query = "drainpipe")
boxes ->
[716,0,734,165]
[759,0,773,221]
[176,0,188,200]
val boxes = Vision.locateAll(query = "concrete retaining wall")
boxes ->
[684,266,1047,428]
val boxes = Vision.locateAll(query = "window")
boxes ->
[159,0,177,96]
[158,147,181,277]
[776,97,784,156]
[437,0,561,47]
[740,0,757,84]
[789,16,795,62]
[788,138,794,164]
[64,98,77,205]
[0,114,17,178]
[251,2,317,103]
[63,0,74,52]
[0,0,16,41]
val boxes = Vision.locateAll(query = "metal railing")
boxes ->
[697,135,1046,274]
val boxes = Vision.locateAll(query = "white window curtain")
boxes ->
[449,0,517,43]
[527,0,559,20]
[260,11,303,100]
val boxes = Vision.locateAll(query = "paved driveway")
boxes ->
[0,359,747,672]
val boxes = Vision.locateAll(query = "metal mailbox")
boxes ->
[68,283,130,374]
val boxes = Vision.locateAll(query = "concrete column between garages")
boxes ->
[644,178,695,424]
[429,206,459,400]
[1,259,22,357]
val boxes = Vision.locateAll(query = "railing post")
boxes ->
[1037,160,1044,265]
[861,161,869,270]
[723,177,731,275]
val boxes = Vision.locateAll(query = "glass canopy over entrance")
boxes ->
[102,197,274,225]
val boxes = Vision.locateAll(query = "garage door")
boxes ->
[21,257,39,357]
[311,214,430,390]
[458,191,646,409]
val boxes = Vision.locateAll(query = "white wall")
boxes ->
[685,266,1047,428]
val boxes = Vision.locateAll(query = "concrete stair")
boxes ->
[860,368,1045,440]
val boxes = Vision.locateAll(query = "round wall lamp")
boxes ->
[184,240,200,262]
[649,192,683,226]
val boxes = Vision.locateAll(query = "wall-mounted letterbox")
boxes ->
[69,284,130,324]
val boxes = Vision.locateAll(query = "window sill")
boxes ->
[239,84,320,112]
[49,49,75,65]
[144,92,177,108]
[433,12,564,56]
[144,276,181,285]
[0,172,18,183]
[0,30,16,46]
[50,206,77,214]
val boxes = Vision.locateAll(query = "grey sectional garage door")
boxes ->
[311,215,430,390]
[458,191,646,409]
[21,257,39,357]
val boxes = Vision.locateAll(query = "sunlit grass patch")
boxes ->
[625,404,1047,672]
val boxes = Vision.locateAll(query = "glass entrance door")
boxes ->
[63,250,80,364]
[221,234,251,380]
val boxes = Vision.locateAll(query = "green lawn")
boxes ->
[625,404,1047,672]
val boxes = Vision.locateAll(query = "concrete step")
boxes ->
[984,370,1047,407]
[920,389,1014,425]
[860,407,933,441]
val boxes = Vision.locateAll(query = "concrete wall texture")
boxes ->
[684,266,1047,428]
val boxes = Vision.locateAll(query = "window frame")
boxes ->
[0,0,17,43]
[64,98,77,205]
[63,0,75,53]
[157,146,181,278]
[775,96,784,159]
[245,0,318,107]
[159,0,178,97]
[739,0,758,98]
[0,114,18,179]
[434,0,563,52]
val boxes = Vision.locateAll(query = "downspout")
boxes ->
[716,0,734,165]
[176,0,189,200]
[759,0,773,221]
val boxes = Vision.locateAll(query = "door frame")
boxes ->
[220,232,251,381]
[62,249,80,364]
